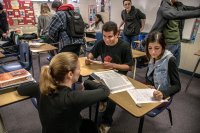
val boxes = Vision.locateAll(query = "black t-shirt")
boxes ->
[121,6,146,36]
[91,38,133,75]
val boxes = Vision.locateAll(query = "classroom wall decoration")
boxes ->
[2,0,36,26]
[88,5,97,25]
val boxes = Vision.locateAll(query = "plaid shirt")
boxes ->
[48,11,85,51]
[48,11,71,51]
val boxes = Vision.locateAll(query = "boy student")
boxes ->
[85,21,133,133]
[118,0,146,49]
[150,0,200,66]
[48,1,84,55]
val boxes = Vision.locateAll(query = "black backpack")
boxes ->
[65,10,85,45]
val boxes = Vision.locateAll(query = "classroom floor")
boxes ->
[0,53,200,133]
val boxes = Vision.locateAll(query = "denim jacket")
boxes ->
[147,50,173,91]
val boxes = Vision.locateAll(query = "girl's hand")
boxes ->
[153,90,163,100]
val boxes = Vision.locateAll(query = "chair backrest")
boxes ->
[19,42,32,71]
[95,32,103,43]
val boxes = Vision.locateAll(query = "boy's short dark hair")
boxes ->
[51,1,62,9]
[123,0,132,4]
[0,2,3,10]
[102,21,118,35]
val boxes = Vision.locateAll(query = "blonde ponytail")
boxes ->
[39,52,78,95]
[39,66,57,95]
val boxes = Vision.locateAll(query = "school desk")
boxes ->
[0,53,5,58]
[79,57,163,133]
[29,43,57,77]
[132,49,146,79]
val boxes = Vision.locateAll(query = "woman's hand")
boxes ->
[153,90,163,100]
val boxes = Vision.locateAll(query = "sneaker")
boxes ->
[98,102,107,112]
[47,56,52,61]
[99,124,110,133]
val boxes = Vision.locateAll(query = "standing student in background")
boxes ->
[48,1,84,55]
[145,31,181,100]
[0,2,9,40]
[17,52,110,133]
[118,0,146,49]
[150,0,200,66]
[51,0,63,12]
[37,3,52,36]
[86,21,133,133]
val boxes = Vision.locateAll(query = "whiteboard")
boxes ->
[182,19,196,40]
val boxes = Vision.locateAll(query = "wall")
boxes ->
[180,33,200,74]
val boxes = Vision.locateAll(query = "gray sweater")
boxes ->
[150,0,200,33]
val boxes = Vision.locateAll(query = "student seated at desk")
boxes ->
[145,31,181,100]
[17,52,110,133]
[85,21,133,133]
[86,14,104,40]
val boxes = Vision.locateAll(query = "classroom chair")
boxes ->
[139,98,173,133]
[0,32,20,60]
[0,42,32,72]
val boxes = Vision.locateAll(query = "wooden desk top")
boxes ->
[194,50,200,56]
[85,30,96,33]
[0,52,5,58]
[0,47,4,52]
[109,77,161,117]
[134,40,141,44]
[30,44,57,53]
[132,49,146,58]
[84,37,97,43]
[79,57,109,76]
[0,91,28,107]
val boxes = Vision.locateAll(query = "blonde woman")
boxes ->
[18,52,110,133]
[37,3,52,36]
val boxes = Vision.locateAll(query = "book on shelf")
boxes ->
[29,42,45,48]
[0,69,34,89]
[127,89,168,105]
[91,70,135,93]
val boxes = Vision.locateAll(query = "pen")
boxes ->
[157,85,160,91]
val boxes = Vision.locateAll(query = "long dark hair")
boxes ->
[145,31,166,60]
[95,14,104,27]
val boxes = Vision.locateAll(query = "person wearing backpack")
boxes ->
[48,2,85,55]
[0,2,9,40]
[118,0,146,49]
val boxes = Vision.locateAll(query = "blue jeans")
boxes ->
[122,33,139,49]
[166,43,181,67]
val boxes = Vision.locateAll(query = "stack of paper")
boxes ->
[91,70,135,93]
[127,89,168,104]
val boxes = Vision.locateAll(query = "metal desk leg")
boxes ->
[133,58,137,79]
[89,106,92,120]
[138,116,144,133]
[94,102,99,123]
[185,58,200,92]
[31,52,34,77]
[0,114,7,133]
[38,53,41,72]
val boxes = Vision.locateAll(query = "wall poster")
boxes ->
[2,0,36,26]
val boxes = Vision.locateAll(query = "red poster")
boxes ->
[3,0,36,26]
